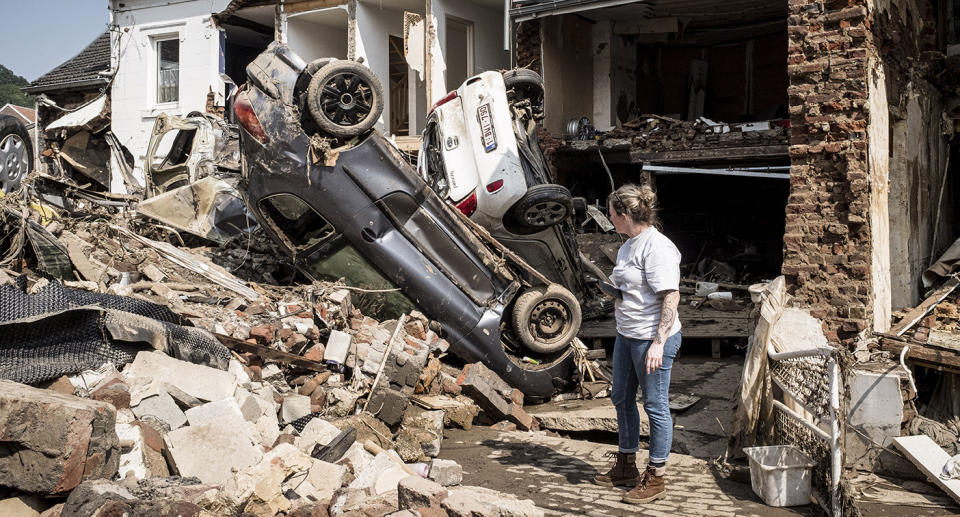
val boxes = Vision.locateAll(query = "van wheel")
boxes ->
[512,284,582,354]
[307,60,384,138]
[0,115,32,194]
[510,184,573,231]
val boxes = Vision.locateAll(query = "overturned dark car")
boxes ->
[234,43,581,399]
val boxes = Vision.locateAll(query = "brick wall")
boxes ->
[783,1,875,343]
[515,20,542,73]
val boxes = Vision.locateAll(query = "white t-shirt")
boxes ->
[611,227,682,340]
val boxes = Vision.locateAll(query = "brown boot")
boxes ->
[622,466,666,504]
[594,451,639,487]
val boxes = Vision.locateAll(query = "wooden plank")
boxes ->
[890,276,960,336]
[893,435,960,505]
[214,333,328,372]
[928,330,960,353]
[631,145,790,164]
[578,314,753,339]
[879,335,960,374]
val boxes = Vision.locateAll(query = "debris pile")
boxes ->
[0,191,549,516]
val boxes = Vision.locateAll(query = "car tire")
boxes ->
[512,284,582,354]
[509,184,574,231]
[307,60,384,138]
[0,115,32,194]
[503,69,544,107]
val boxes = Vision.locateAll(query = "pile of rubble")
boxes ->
[0,194,549,516]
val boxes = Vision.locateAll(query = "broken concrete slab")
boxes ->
[163,421,262,485]
[184,398,246,428]
[124,351,236,403]
[526,398,645,434]
[0,380,120,494]
[333,412,393,451]
[132,391,187,431]
[281,393,312,424]
[395,409,445,461]
[349,452,410,495]
[443,486,543,517]
[0,495,46,517]
[428,459,463,487]
[296,417,342,454]
[397,476,447,510]
[337,441,375,476]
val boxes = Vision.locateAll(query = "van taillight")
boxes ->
[455,191,477,217]
[234,90,267,144]
[431,91,458,112]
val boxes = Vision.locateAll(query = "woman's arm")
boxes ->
[646,289,680,374]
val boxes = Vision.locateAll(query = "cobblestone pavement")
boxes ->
[439,427,821,517]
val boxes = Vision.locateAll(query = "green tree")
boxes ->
[0,65,34,108]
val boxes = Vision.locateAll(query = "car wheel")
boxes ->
[512,284,582,354]
[0,115,32,194]
[503,69,544,110]
[307,60,384,138]
[510,184,574,231]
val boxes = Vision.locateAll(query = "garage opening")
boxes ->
[515,0,791,353]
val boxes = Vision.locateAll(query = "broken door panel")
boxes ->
[136,176,257,244]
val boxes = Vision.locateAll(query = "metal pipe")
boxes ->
[899,346,918,399]
[644,164,790,179]
[828,357,841,517]
[772,400,831,441]
[504,0,511,52]
[767,346,834,361]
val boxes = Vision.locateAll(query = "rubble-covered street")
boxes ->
[5,0,960,516]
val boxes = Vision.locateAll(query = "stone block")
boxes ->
[428,459,463,486]
[124,351,236,403]
[349,451,410,495]
[337,441,375,476]
[0,380,119,494]
[296,417,343,454]
[325,330,352,364]
[132,391,187,431]
[238,391,272,423]
[255,410,281,447]
[90,379,131,409]
[281,394,313,424]
[0,495,46,517]
[848,366,904,446]
[163,422,262,484]
[443,486,543,517]
[397,476,447,510]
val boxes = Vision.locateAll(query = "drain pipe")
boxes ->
[899,346,918,399]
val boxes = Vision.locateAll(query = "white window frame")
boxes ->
[151,33,181,108]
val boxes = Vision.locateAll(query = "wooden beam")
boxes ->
[630,145,790,164]
[889,276,960,336]
[879,334,960,375]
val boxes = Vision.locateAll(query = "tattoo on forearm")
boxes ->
[654,290,680,344]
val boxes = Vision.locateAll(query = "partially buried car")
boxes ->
[235,42,580,399]
[418,69,610,320]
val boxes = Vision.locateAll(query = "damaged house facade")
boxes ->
[26,0,511,193]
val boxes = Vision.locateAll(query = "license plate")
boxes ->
[477,104,497,153]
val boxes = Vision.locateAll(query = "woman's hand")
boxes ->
[646,342,664,374]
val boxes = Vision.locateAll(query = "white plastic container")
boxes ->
[743,445,816,507]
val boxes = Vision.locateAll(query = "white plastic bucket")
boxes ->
[743,445,816,507]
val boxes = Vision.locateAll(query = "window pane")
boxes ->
[158,39,179,103]
[259,194,335,249]
[303,245,417,319]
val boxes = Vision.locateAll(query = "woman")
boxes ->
[594,183,682,505]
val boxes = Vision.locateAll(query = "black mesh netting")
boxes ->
[0,278,231,385]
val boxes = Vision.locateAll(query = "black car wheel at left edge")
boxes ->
[235,42,577,400]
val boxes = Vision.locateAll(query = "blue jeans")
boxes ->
[611,331,681,463]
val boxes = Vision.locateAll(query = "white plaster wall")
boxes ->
[355,2,405,134]
[867,59,891,333]
[288,17,349,61]
[110,0,231,190]
[432,0,509,80]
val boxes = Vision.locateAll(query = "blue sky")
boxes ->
[2,1,109,81]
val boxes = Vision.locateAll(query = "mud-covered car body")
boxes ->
[236,43,575,399]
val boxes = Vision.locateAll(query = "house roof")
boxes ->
[24,30,111,94]
[0,104,36,124]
